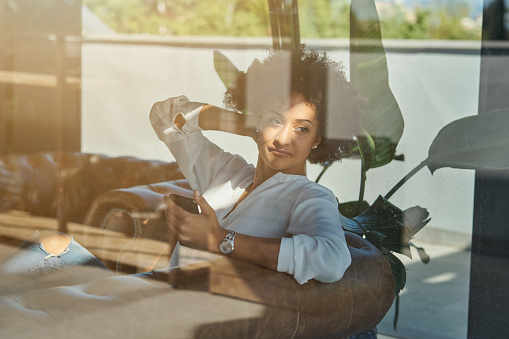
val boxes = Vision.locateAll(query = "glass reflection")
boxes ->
[1,0,500,338]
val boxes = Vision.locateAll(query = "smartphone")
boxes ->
[168,194,199,214]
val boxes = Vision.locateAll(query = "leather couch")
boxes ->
[0,152,395,338]
[0,151,184,225]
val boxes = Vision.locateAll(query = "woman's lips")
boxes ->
[269,147,292,157]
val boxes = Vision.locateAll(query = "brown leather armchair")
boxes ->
[0,152,395,338]
[0,151,184,225]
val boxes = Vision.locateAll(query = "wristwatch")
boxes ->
[219,230,236,255]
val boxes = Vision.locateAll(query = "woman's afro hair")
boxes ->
[223,45,365,165]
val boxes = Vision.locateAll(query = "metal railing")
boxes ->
[81,33,488,55]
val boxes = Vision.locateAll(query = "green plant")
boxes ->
[212,0,508,331]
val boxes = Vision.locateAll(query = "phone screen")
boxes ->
[168,194,199,214]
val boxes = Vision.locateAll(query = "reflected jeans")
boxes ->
[0,231,171,295]
[0,231,113,295]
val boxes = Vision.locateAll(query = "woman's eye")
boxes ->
[270,119,283,126]
[295,127,309,133]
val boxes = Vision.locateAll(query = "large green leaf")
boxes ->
[339,213,366,234]
[213,50,240,89]
[350,0,404,168]
[426,108,509,173]
[340,196,430,258]
[354,196,412,257]
[339,195,428,296]
[338,200,370,218]
[356,130,376,171]
[365,230,386,250]
[383,249,407,295]
[403,206,431,238]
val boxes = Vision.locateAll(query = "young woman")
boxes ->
[152,46,363,284]
[0,46,362,288]
[0,46,375,339]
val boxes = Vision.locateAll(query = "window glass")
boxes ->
[2,0,502,338]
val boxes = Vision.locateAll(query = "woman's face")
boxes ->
[256,93,321,176]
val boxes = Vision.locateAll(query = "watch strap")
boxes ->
[225,230,236,242]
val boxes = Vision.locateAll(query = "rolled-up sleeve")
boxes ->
[150,95,246,193]
[277,193,351,284]
[150,95,204,142]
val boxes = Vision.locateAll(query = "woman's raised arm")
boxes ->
[197,104,258,140]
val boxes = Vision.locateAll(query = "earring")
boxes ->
[256,128,259,133]
[313,145,318,149]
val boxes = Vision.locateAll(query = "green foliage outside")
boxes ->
[84,0,481,40]
[377,4,481,40]
[84,0,270,36]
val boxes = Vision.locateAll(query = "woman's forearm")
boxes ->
[198,104,257,139]
[167,191,279,271]
[216,230,281,271]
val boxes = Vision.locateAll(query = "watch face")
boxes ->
[219,240,233,254]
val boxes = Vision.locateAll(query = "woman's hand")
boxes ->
[164,190,226,253]
[165,190,280,272]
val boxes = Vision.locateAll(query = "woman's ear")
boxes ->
[314,135,322,148]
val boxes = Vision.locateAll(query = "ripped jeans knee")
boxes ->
[0,231,113,295]
[0,230,110,278]
[36,230,72,261]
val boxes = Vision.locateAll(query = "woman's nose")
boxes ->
[274,126,292,146]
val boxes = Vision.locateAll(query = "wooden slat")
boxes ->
[0,70,81,88]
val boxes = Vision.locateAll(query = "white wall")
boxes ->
[82,39,480,245]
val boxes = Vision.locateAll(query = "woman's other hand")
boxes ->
[164,190,226,253]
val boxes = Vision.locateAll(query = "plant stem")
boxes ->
[315,163,332,183]
[393,294,400,330]
[357,161,366,215]
[384,160,427,200]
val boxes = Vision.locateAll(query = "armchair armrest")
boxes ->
[169,231,395,338]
